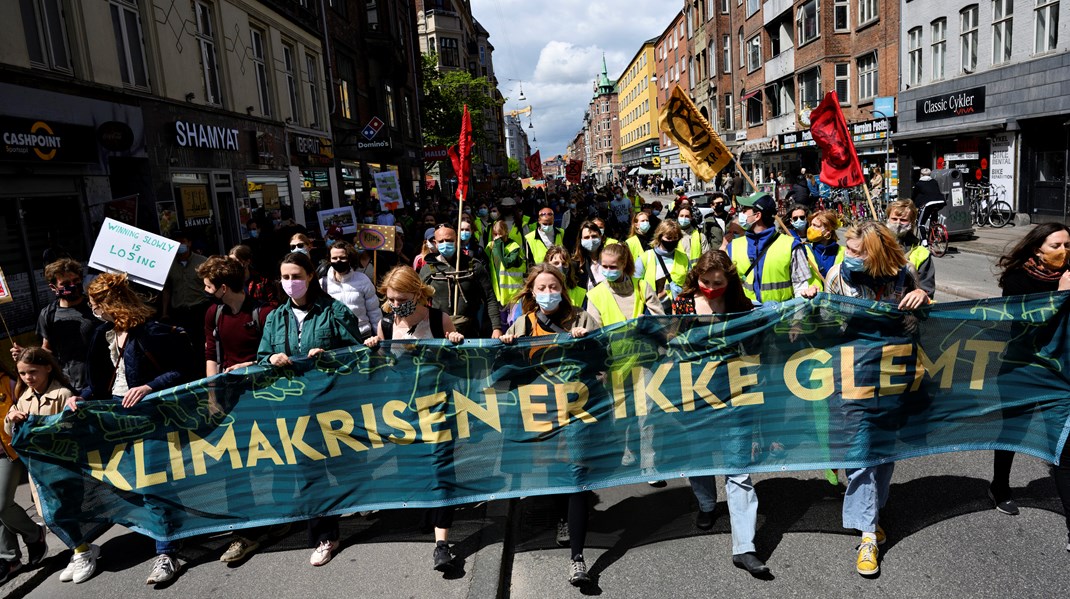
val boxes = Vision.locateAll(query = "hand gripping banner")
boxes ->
[13,293,1070,547]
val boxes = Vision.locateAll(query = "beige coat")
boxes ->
[4,379,70,518]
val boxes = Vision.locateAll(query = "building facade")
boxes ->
[619,39,660,175]
[589,56,621,184]
[896,0,1069,222]
[504,113,531,176]
[0,0,329,333]
[656,10,693,187]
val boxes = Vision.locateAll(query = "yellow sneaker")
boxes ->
[856,540,879,576]
[875,524,886,546]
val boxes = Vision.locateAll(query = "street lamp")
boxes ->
[870,109,892,203]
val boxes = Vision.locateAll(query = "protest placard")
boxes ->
[354,224,395,251]
[88,218,180,290]
[372,170,404,211]
[316,206,358,237]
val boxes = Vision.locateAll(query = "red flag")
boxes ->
[446,105,473,201]
[526,150,544,180]
[565,159,583,183]
[810,91,864,188]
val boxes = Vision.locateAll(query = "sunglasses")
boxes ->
[290,243,306,250]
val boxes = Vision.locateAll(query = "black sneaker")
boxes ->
[732,552,770,576]
[695,509,715,530]
[26,525,47,566]
[432,541,452,571]
[0,559,20,585]
[988,488,1020,515]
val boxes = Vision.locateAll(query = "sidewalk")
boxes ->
[949,222,1034,258]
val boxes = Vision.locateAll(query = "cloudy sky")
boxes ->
[470,0,668,159]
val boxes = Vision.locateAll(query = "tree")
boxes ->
[507,157,520,177]
[420,53,502,158]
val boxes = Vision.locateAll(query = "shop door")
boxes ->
[0,196,88,334]
[1033,150,1068,217]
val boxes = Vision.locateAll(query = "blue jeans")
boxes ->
[688,474,757,555]
[842,463,895,532]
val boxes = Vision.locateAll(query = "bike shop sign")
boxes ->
[989,132,1016,206]
[916,87,986,122]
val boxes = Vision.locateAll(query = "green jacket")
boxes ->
[257,294,365,362]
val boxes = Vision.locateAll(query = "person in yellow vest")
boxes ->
[487,220,526,308]
[544,246,587,309]
[525,206,564,264]
[727,192,820,303]
[805,210,846,279]
[499,197,532,253]
[676,205,709,267]
[473,201,495,248]
[634,221,689,310]
[572,220,607,291]
[626,184,644,215]
[623,212,655,264]
[591,217,619,247]
[884,199,936,299]
[585,243,664,486]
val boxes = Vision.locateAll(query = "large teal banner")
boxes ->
[13,293,1070,547]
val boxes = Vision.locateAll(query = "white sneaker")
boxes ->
[69,545,100,584]
[145,554,179,585]
[309,540,338,566]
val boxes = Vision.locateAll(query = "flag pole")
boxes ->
[453,191,463,317]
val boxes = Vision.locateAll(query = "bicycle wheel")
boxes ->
[988,201,1014,228]
[928,222,949,257]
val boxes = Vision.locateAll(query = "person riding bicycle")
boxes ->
[885,199,936,299]
[911,168,946,232]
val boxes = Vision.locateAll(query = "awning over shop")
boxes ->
[636,167,661,175]
[741,89,760,102]
[895,120,1006,141]
[627,167,640,175]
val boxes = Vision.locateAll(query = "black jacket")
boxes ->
[419,253,502,336]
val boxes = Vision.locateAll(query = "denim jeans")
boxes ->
[688,474,757,555]
[842,463,895,532]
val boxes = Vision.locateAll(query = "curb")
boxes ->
[936,281,993,301]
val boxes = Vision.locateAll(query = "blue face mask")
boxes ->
[581,238,601,252]
[792,218,807,231]
[737,212,753,231]
[535,292,562,312]
[437,242,456,259]
[678,217,691,229]
[637,221,651,234]
[842,255,865,272]
[178,243,189,255]
[540,223,554,234]
[602,268,621,282]
[478,208,488,218]
[248,229,259,239]
[460,230,472,242]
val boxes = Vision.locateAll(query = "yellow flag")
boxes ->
[658,85,732,181]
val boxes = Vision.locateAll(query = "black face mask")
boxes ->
[331,260,351,273]
[205,289,224,304]
[661,238,680,252]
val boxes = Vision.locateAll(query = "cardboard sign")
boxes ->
[317,206,358,237]
[372,171,404,211]
[354,224,396,252]
[88,218,180,290]
[180,185,212,227]
[262,184,280,210]
[0,267,12,305]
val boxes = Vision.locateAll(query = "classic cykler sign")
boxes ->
[916,87,986,122]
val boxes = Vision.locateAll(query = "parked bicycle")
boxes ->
[965,182,1013,228]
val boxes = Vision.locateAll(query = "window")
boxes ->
[858,0,878,26]
[282,43,300,123]
[1035,0,1060,53]
[337,54,355,120]
[20,0,72,72]
[907,27,923,85]
[738,28,744,67]
[834,0,850,31]
[747,35,762,72]
[746,95,763,126]
[961,5,978,71]
[835,64,849,102]
[799,67,821,107]
[109,0,148,88]
[769,81,795,117]
[722,0,729,13]
[746,0,760,17]
[857,52,877,101]
[992,0,1013,64]
[709,41,717,75]
[306,54,321,128]
[440,37,459,67]
[193,1,222,105]
[931,18,947,79]
[722,34,731,73]
[384,83,396,127]
[797,0,820,44]
[249,27,270,116]
[366,0,379,31]
[770,26,783,56]
[723,93,734,129]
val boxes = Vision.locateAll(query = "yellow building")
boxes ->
[617,38,660,172]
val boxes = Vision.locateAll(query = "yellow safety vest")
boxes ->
[683,229,703,266]
[493,240,525,305]
[729,234,796,303]
[587,279,652,326]
[524,228,564,264]
[641,248,689,297]
[624,236,645,263]
[507,216,531,250]
[567,285,587,309]
[907,245,930,271]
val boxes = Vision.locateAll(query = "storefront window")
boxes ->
[1037,151,1066,183]
[302,169,331,226]
[341,161,363,204]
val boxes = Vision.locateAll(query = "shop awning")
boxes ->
[741,89,761,102]
[628,167,640,175]
[636,167,661,175]
[894,120,1006,141]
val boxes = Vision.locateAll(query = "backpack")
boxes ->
[381,307,446,340]
[209,302,263,365]
[140,321,198,382]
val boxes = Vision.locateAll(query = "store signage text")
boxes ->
[174,121,240,151]
[916,87,986,122]
[0,117,97,163]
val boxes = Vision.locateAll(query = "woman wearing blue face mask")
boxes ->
[458,216,484,259]
[571,220,606,291]
[545,245,586,309]
[623,212,654,264]
[823,221,928,578]
[787,204,811,242]
[498,263,598,586]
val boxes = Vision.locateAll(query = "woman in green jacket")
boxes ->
[256,251,365,568]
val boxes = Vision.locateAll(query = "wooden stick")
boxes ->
[861,182,879,221]
[372,250,378,287]
[452,194,464,317]
[0,311,13,347]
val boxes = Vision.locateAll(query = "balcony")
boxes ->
[764,47,795,84]
[766,113,796,137]
[763,0,793,25]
